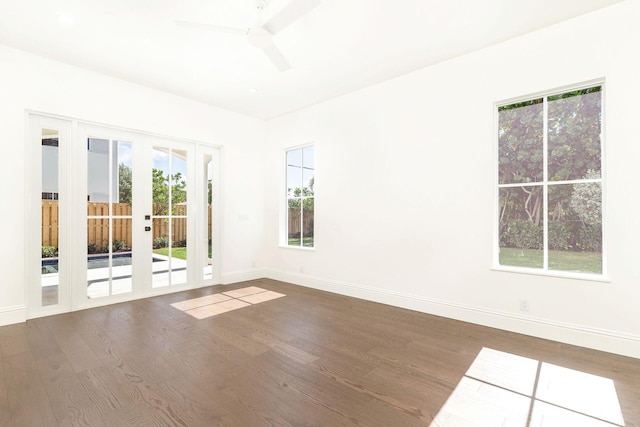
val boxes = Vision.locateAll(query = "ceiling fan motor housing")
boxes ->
[256,0,271,10]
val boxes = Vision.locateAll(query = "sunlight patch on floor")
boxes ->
[170,287,285,319]
[430,347,625,427]
[534,362,624,426]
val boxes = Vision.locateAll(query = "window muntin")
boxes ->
[497,85,602,275]
[286,146,314,248]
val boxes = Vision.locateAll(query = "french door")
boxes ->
[78,125,149,303]
[29,116,219,317]
[28,116,73,316]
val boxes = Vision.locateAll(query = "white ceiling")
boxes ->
[0,0,624,119]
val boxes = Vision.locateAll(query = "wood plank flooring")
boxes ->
[1,278,639,426]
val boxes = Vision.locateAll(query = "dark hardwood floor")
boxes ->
[1,278,639,426]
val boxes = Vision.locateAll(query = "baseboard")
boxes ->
[264,269,640,359]
[0,305,26,326]
[222,268,266,285]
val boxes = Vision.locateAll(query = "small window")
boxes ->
[497,85,603,276]
[286,146,314,248]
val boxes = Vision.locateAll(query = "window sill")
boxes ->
[279,245,315,252]
[491,265,610,283]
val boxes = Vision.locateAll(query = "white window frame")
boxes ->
[281,143,315,250]
[493,80,607,281]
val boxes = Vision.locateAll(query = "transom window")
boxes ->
[286,145,314,248]
[497,84,603,276]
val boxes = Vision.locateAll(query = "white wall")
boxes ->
[0,44,266,324]
[263,1,640,358]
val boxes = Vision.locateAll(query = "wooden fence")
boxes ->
[288,208,314,238]
[87,203,133,250]
[42,201,59,248]
[42,201,202,250]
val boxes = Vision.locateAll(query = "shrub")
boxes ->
[174,238,187,248]
[503,219,543,250]
[112,240,126,251]
[42,246,57,258]
[577,224,602,252]
[153,236,169,249]
[87,243,97,254]
[570,170,601,226]
[548,221,571,250]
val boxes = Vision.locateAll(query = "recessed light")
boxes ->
[248,88,259,94]
[57,14,74,25]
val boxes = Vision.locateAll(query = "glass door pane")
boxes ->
[41,129,60,306]
[203,155,213,280]
[31,115,72,316]
[152,147,188,288]
[86,138,134,299]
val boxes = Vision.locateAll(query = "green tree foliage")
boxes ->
[570,169,602,252]
[152,168,186,215]
[499,101,544,225]
[116,166,187,214]
[287,187,314,210]
[287,177,314,210]
[548,88,602,181]
[118,164,132,204]
[570,169,601,226]
[498,99,544,185]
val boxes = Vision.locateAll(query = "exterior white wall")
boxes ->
[0,44,266,324]
[41,145,59,194]
[86,148,111,202]
[263,1,640,358]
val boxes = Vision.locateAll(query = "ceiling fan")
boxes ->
[175,0,321,72]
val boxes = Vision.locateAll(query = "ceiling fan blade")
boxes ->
[262,43,292,72]
[263,0,321,35]
[175,20,247,36]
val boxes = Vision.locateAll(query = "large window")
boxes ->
[286,145,314,248]
[497,85,603,276]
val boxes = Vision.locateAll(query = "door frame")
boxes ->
[27,112,222,317]
[26,114,73,318]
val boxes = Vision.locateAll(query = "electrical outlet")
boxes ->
[519,298,530,312]
[299,265,304,273]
